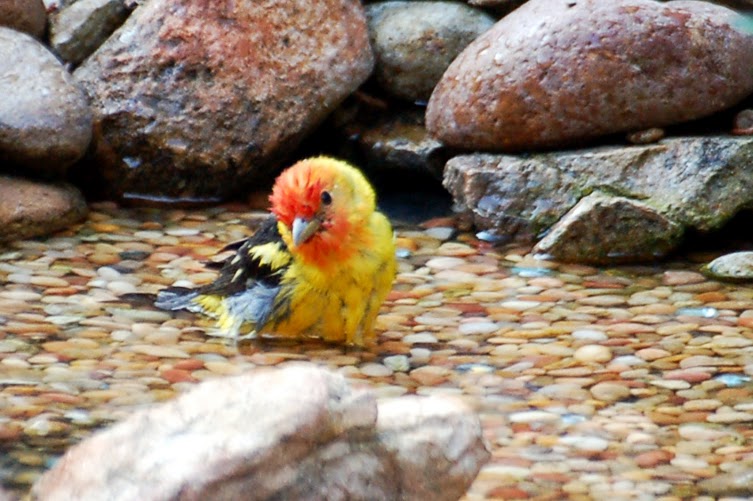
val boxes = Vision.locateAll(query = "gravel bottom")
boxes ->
[2,202,753,499]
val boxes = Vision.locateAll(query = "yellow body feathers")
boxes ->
[154,157,397,346]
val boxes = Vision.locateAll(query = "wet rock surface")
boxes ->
[427,0,753,151]
[32,365,488,500]
[0,176,88,243]
[73,0,374,200]
[444,136,753,261]
[0,27,92,175]
[366,1,494,102]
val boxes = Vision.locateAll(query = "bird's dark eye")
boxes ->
[320,191,332,206]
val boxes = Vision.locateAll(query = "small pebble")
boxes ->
[509,410,560,423]
[359,363,393,378]
[590,382,631,402]
[571,329,608,341]
[409,366,450,386]
[383,355,410,372]
[559,435,609,452]
[573,345,612,364]
[402,332,438,344]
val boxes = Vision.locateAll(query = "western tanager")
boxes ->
[154,156,397,346]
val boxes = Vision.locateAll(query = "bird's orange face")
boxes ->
[270,157,374,268]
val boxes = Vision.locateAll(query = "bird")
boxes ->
[152,156,397,346]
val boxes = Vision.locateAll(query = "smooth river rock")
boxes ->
[32,364,489,501]
[0,176,88,243]
[702,251,753,282]
[366,1,494,102]
[427,0,753,151]
[0,27,93,176]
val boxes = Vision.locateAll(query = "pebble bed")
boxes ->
[2,202,753,500]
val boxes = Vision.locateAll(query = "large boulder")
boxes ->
[0,176,88,243]
[73,0,374,200]
[444,136,753,262]
[0,27,93,176]
[427,0,753,151]
[32,365,489,500]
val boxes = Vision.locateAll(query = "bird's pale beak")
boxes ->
[292,216,321,246]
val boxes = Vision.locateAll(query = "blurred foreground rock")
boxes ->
[32,365,489,501]
[444,136,753,263]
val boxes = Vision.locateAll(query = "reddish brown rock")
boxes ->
[0,0,46,38]
[0,176,88,243]
[427,0,753,151]
[73,0,374,200]
[32,365,489,501]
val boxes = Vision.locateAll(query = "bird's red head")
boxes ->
[269,157,376,268]
[269,160,329,229]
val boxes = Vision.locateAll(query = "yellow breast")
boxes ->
[262,212,396,344]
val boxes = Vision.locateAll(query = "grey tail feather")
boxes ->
[154,287,200,312]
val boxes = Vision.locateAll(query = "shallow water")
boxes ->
[2,201,753,499]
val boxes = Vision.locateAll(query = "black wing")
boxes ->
[196,216,291,296]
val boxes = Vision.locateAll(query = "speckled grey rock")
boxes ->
[50,0,131,66]
[0,176,88,243]
[533,191,683,264]
[702,252,753,281]
[0,27,93,176]
[367,1,494,102]
[444,136,753,262]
